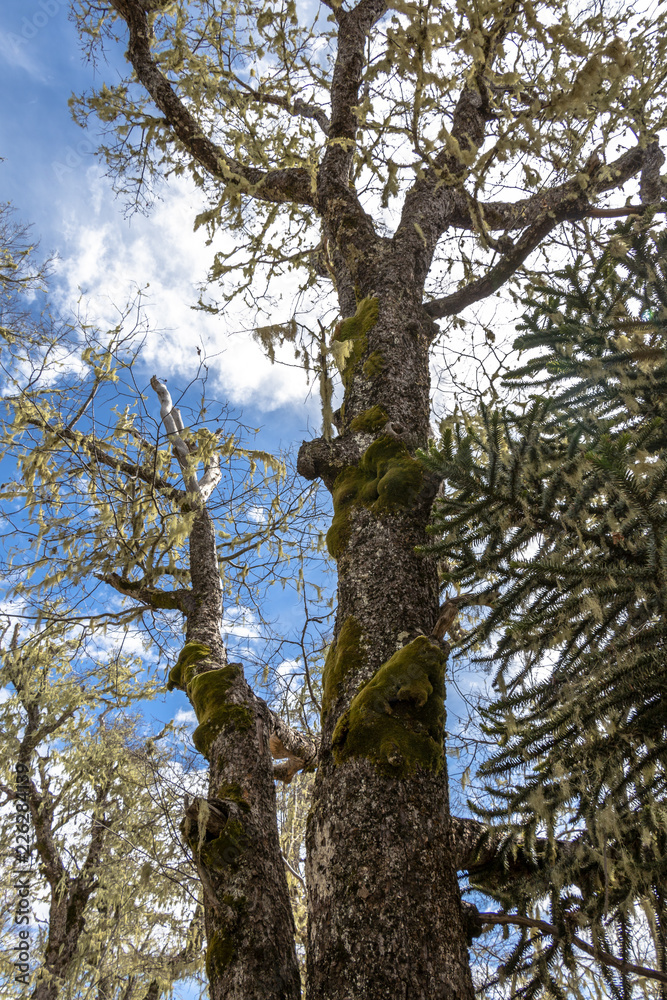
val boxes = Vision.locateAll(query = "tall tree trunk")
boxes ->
[150,384,301,1000]
[299,277,475,999]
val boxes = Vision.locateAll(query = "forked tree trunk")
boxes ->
[299,276,476,999]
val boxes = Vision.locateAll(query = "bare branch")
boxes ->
[149,376,221,501]
[425,211,563,320]
[268,711,320,782]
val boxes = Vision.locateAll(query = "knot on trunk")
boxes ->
[297,435,362,488]
[460,900,485,944]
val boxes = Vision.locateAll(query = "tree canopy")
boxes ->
[0,615,207,1000]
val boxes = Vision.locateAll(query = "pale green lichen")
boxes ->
[321,617,365,719]
[332,636,447,779]
[325,436,424,558]
[188,666,253,757]
[331,297,379,389]
[167,641,211,691]
[350,405,389,434]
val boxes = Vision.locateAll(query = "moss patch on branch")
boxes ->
[188,666,253,757]
[332,636,447,779]
[321,617,365,719]
[332,296,379,389]
[325,435,424,558]
[167,641,211,691]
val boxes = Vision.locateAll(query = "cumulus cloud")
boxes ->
[174,708,197,727]
[53,169,320,414]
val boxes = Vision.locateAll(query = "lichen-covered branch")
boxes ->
[24,415,186,504]
[316,0,385,249]
[98,571,193,613]
[108,0,315,207]
[148,375,300,999]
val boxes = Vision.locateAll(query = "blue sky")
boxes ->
[0,0,325,436]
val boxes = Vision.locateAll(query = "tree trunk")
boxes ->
[300,278,475,999]
[164,480,301,999]
[31,883,90,1000]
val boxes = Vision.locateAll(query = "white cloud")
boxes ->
[0,30,43,79]
[222,605,261,639]
[277,657,300,677]
[247,505,268,523]
[174,708,197,727]
[53,169,319,414]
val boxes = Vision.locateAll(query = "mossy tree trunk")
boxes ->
[108,382,302,1000]
[292,4,476,993]
[299,272,474,998]
[183,507,302,1000]
[79,1,666,995]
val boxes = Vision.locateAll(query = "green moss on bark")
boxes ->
[200,818,247,870]
[350,405,389,433]
[206,929,236,978]
[321,617,365,719]
[332,297,379,389]
[167,641,211,691]
[204,893,248,980]
[188,666,253,757]
[363,350,385,379]
[332,636,447,778]
[216,782,251,812]
[325,436,424,558]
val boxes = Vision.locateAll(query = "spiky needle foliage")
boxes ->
[423,219,667,998]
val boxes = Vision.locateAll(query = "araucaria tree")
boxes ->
[42,0,667,995]
[423,219,667,997]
